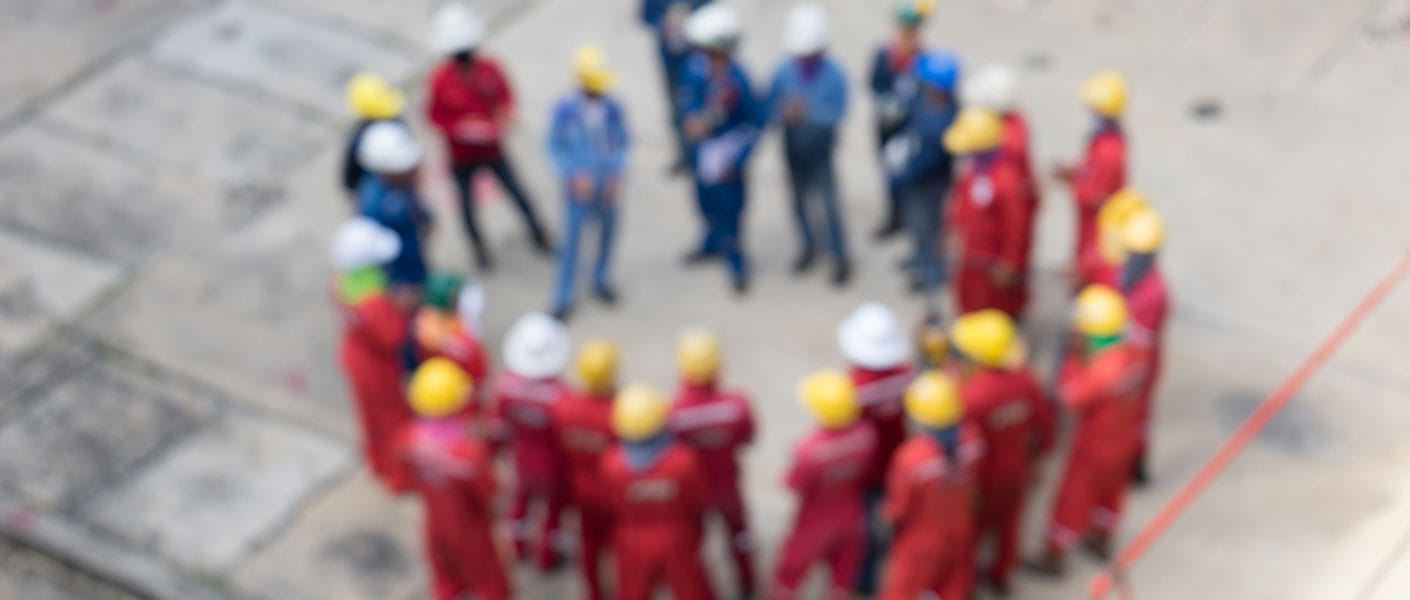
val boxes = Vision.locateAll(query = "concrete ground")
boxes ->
[2,0,1410,598]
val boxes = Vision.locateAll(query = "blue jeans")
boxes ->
[552,197,617,312]
[905,176,949,289]
[786,149,848,262]
[694,180,747,280]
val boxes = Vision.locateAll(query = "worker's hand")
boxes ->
[783,97,807,125]
[1052,163,1077,183]
[683,115,709,141]
[571,172,596,200]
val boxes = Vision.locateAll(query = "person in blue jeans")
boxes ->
[869,0,932,239]
[640,0,710,174]
[885,50,960,294]
[547,46,631,321]
[769,3,851,287]
[356,120,431,290]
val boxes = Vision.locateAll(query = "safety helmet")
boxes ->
[676,327,722,384]
[1098,188,1150,264]
[951,309,1017,368]
[1073,284,1128,337]
[913,50,961,93]
[686,3,741,52]
[573,44,614,94]
[330,216,401,271]
[431,2,485,55]
[408,357,473,418]
[575,339,620,392]
[904,370,963,428]
[1122,208,1164,255]
[345,73,405,120]
[424,272,464,311]
[895,0,934,26]
[798,370,860,429]
[838,302,908,370]
[961,64,1016,112]
[612,383,670,441]
[783,3,830,56]
[502,312,571,379]
[943,106,1002,155]
[1082,68,1127,118]
[357,120,422,174]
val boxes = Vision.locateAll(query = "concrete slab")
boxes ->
[1185,0,1377,80]
[82,412,351,573]
[0,537,139,600]
[0,229,122,355]
[0,336,97,419]
[1311,0,1410,111]
[278,0,521,49]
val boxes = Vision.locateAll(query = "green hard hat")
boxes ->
[424,272,465,310]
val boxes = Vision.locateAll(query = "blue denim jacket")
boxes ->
[546,92,630,181]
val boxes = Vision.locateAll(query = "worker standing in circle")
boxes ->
[342,72,406,202]
[1054,69,1128,279]
[356,120,430,290]
[868,0,933,240]
[554,340,623,600]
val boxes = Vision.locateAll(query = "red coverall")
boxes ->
[601,442,715,600]
[949,155,1031,318]
[1070,126,1126,278]
[426,58,513,165]
[336,288,412,492]
[490,371,568,567]
[1046,341,1149,552]
[414,313,490,412]
[397,418,509,600]
[770,422,878,600]
[1002,111,1040,212]
[1125,267,1170,461]
[850,366,914,485]
[879,428,984,600]
[670,380,757,596]
[960,366,1054,586]
[554,388,617,600]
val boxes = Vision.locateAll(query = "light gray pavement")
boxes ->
[2,0,1410,598]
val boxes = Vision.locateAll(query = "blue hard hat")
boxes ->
[913,50,961,93]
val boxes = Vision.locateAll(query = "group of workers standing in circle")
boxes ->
[330,0,1172,598]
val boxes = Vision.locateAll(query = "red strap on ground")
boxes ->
[1090,249,1410,599]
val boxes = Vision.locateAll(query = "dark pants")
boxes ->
[905,176,950,290]
[695,179,748,281]
[451,156,547,262]
[786,148,848,263]
[877,123,906,230]
[855,486,889,593]
[657,37,691,164]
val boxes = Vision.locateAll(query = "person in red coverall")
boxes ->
[399,358,510,600]
[1116,209,1169,485]
[554,339,621,600]
[1078,188,1148,289]
[1054,69,1127,276]
[491,311,571,569]
[945,107,1031,319]
[835,301,914,592]
[670,327,756,597]
[331,217,417,493]
[602,383,715,600]
[951,309,1054,593]
[427,2,550,270]
[769,370,877,600]
[415,273,489,404]
[881,370,983,600]
[1031,285,1150,575]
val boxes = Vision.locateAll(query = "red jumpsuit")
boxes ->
[601,442,715,600]
[670,380,756,596]
[397,418,509,600]
[426,57,514,165]
[414,312,490,411]
[335,288,412,492]
[850,366,914,485]
[1125,268,1169,460]
[1002,111,1040,315]
[949,155,1031,318]
[490,371,568,567]
[554,388,617,600]
[1071,126,1127,278]
[770,422,878,600]
[960,366,1053,586]
[1046,342,1149,552]
[879,428,984,600]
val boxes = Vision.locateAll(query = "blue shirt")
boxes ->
[357,175,429,284]
[894,95,957,187]
[678,54,764,171]
[768,56,849,130]
[546,92,630,180]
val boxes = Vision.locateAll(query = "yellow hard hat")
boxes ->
[408,357,472,418]
[1122,208,1164,254]
[1098,188,1150,264]
[346,72,406,120]
[904,370,963,428]
[612,383,670,441]
[798,370,860,429]
[951,309,1017,368]
[943,107,1002,155]
[1074,284,1129,337]
[677,327,721,384]
[574,44,614,93]
[1082,68,1127,118]
[575,338,620,392]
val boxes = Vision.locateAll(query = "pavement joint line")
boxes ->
[141,43,344,127]
[223,454,362,585]
[1302,0,1383,85]
[1353,520,1410,600]
[242,0,431,63]
[30,114,198,183]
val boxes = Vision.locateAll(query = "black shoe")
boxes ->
[907,277,929,294]
[682,249,714,266]
[1024,552,1067,578]
[984,574,1011,597]
[1132,455,1150,488]
[550,305,572,322]
[531,231,554,255]
[669,159,690,177]
[831,262,852,287]
[473,248,495,273]
[732,273,750,295]
[873,221,903,241]
[594,285,618,306]
[791,251,816,274]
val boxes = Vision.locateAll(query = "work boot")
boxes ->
[791,250,816,274]
[1082,531,1112,561]
[873,220,903,241]
[1024,550,1067,578]
[1132,452,1150,488]
[682,249,714,266]
[551,305,573,322]
[831,261,851,287]
[531,229,554,256]
[732,272,751,296]
[593,285,618,306]
[984,573,1011,597]
[472,247,495,273]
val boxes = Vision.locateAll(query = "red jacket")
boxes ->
[1126,268,1169,350]
[670,380,754,508]
[1001,111,1039,213]
[850,365,914,485]
[883,428,983,551]
[426,57,515,164]
[1071,127,1126,261]
[601,442,710,544]
[337,290,407,373]
[490,372,567,486]
[554,388,616,512]
[960,367,1053,496]
[398,418,497,526]
[949,155,1029,275]
[784,422,877,533]
[1059,342,1149,467]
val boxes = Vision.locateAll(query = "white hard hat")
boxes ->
[330,217,401,271]
[502,312,571,379]
[357,120,422,174]
[962,64,1018,112]
[431,2,485,55]
[456,280,486,334]
[837,302,908,370]
[686,3,741,51]
[783,3,829,56]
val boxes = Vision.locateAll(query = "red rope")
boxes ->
[1090,249,1410,599]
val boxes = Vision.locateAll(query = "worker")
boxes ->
[836,301,914,592]
[1081,187,1149,288]
[963,64,1039,212]
[398,358,510,600]
[547,45,631,321]
[769,370,877,600]
[331,217,416,492]
[1118,209,1169,485]
[1031,285,1150,575]
[1054,69,1128,276]
[944,107,1031,318]
[868,0,932,239]
[670,328,756,598]
[951,309,1053,594]
[342,72,406,199]
[885,50,961,293]
[639,0,711,172]
[679,2,764,293]
[490,312,571,570]
[414,273,489,403]
[601,384,715,600]
[356,120,431,289]
[427,2,551,271]
[554,340,622,600]
[880,370,982,600]
[768,3,851,286]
